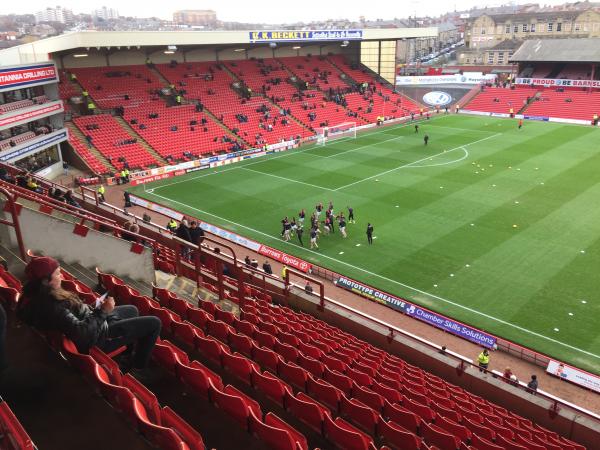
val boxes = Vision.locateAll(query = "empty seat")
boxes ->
[249,410,308,450]
[377,419,421,450]
[324,414,374,450]
[339,395,379,435]
[212,384,262,430]
[222,349,257,385]
[382,400,421,434]
[286,391,329,433]
[307,375,343,413]
[252,366,289,407]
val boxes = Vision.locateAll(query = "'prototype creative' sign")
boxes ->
[335,276,497,348]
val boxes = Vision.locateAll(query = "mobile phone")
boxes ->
[95,292,108,308]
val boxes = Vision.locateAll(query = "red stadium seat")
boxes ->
[274,341,300,363]
[278,359,309,392]
[353,384,385,413]
[470,433,504,450]
[177,360,223,400]
[324,414,374,450]
[161,406,205,450]
[377,419,421,450]
[229,331,254,357]
[222,349,258,385]
[307,375,343,413]
[297,353,325,378]
[323,367,353,396]
[195,334,228,365]
[339,395,379,435]
[420,421,461,450]
[286,391,329,433]
[152,339,190,375]
[253,343,281,374]
[0,402,35,450]
[172,320,204,349]
[212,384,261,430]
[251,366,289,408]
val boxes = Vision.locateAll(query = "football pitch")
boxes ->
[131,114,600,374]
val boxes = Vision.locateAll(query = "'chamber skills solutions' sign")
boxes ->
[335,276,497,348]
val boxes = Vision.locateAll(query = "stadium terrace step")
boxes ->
[65,122,116,173]
[113,116,168,166]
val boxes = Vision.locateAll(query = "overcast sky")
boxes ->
[2,0,569,23]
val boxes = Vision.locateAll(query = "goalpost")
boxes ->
[315,122,357,145]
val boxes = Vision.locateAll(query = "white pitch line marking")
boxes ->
[239,167,333,191]
[334,133,501,192]
[143,189,600,362]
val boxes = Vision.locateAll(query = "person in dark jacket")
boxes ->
[176,219,192,258]
[18,257,161,372]
[189,221,205,245]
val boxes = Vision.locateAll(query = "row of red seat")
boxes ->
[97,268,584,450]
[523,90,600,121]
[464,87,535,114]
[94,270,319,450]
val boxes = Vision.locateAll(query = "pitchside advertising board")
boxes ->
[516,77,600,88]
[335,276,497,349]
[546,360,600,393]
[396,73,497,86]
[0,62,59,92]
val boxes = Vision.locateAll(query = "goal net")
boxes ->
[315,122,357,145]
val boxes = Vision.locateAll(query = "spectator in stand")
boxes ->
[527,375,538,394]
[176,219,192,258]
[64,190,81,208]
[143,212,152,224]
[26,176,43,193]
[262,261,273,275]
[189,221,204,246]
[304,282,313,295]
[167,219,178,233]
[0,168,14,184]
[17,257,161,376]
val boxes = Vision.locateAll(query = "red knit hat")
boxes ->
[25,257,59,281]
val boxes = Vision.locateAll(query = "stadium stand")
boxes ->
[72,114,162,170]
[523,89,600,121]
[464,86,537,114]
[56,56,428,173]
[69,65,164,110]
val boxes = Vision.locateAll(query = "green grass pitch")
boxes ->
[131,114,600,374]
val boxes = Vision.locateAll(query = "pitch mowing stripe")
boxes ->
[333,133,503,191]
[145,188,600,362]
[239,167,334,191]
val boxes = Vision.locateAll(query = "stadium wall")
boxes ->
[0,200,155,281]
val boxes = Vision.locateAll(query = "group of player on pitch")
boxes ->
[280,202,355,249]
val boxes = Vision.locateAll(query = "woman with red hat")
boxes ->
[18,257,161,374]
